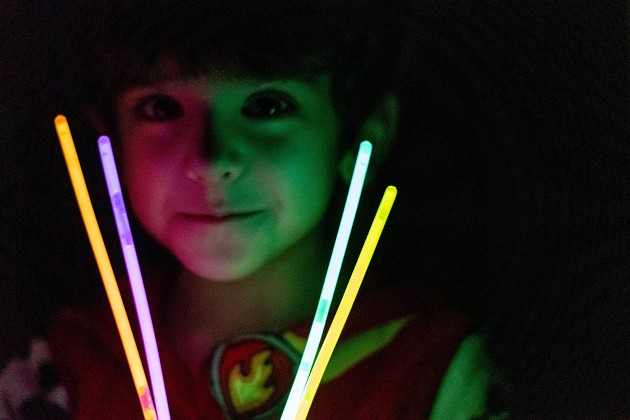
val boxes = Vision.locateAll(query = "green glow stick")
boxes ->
[295,186,397,420]
[281,141,372,420]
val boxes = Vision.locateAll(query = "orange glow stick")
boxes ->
[54,115,157,420]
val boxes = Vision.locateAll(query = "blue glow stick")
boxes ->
[98,136,171,420]
[281,140,372,420]
[295,186,397,420]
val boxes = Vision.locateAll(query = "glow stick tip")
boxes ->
[54,116,70,136]
[98,135,111,144]
[359,140,372,153]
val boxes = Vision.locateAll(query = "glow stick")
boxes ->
[281,141,372,420]
[54,115,157,420]
[98,136,171,420]
[295,186,397,420]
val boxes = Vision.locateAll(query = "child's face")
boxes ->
[115,66,344,281]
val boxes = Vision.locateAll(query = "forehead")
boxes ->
[117,56,332,98]
[118,54,324,89]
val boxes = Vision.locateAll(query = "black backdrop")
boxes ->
[2,1,629,417]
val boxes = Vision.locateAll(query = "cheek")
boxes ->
[268,144,340,226]
[119,123,195,215]
[121,152,172,236]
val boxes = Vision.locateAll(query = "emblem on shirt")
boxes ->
[207,319,409,418]
[208,333,301,419]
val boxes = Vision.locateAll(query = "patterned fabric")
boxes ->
[0,339,69,420]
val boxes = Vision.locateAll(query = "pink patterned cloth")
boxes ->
[0,339,69,419]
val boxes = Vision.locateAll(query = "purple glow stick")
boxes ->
[98,136,171,420]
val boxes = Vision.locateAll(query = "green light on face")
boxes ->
[281,140,372,420]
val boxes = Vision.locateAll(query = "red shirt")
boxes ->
[49,284,470,419]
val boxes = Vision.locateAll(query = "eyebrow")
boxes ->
[118,82,200,101]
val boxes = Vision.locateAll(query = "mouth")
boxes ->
[180,210,263,224]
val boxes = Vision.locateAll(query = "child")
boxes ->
[36,1,494,418]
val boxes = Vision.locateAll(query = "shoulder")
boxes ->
[307,287,475,418]
[430,334,511,420]
[322,285,474,386]
[46,263,173,367]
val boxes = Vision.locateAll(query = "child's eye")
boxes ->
[134,95,184,121]
[241,92,296,119]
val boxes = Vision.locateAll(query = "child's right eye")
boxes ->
[241,91,297,120]
[134,95,184,121]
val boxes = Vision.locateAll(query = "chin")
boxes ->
[182,256,259,283]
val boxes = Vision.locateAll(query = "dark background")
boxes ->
[2,1,629,417]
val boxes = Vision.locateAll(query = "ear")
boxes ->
[339,93,399,183]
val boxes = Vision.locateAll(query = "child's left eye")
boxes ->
[134,95,184,121]
[241,92,296,119]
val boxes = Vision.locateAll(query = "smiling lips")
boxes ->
[181,210,262,224]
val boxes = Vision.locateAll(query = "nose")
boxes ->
[185,111,243,185]
[185,159,240,184]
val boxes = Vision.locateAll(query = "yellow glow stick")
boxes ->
[54,115,157,420]
[295,186,397,420]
